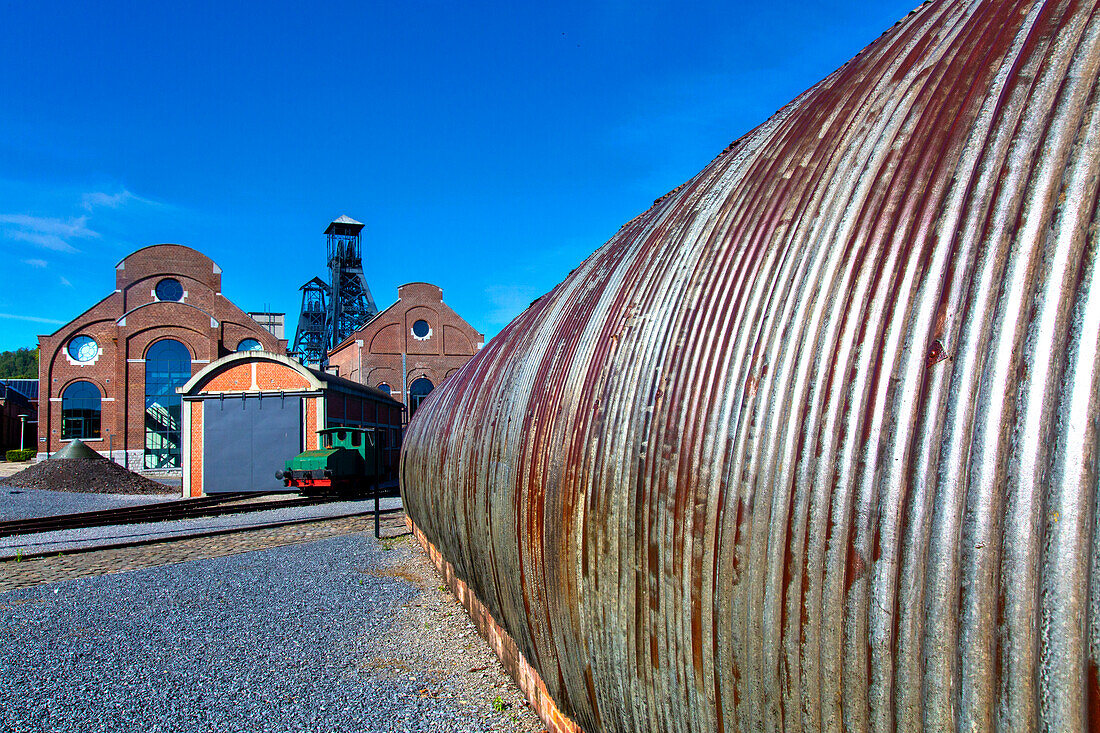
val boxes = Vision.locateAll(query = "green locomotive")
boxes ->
[276,427,386,494]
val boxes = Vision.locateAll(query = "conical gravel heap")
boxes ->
[50,439,106,461]
[3,443,170,495]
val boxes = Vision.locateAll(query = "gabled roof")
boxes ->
[325,215,365,235]
[300,276,329,291]
[178,351,400,406]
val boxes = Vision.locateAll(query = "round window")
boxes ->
[377,383,391,395]
[237,338,262,352]
[412,319,430,338]
[67,335,99,363]
[155,278,184,302]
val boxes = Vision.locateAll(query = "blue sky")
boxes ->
[0,0,918,352]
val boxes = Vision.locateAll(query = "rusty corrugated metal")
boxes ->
[400,0,1100,729]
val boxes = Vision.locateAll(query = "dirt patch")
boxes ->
[1,458,169,494]
[362,566,426,587]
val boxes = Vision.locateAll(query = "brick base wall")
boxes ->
[407,517,584,733]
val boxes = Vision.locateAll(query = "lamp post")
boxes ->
[19,414,26,452]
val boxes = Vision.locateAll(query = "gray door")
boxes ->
[204,395,302,493]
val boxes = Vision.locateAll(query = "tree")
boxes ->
[0,348,38,378]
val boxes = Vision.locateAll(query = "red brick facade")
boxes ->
[326,282,483,414]
[189,402,204,495]
[37,244,284,466]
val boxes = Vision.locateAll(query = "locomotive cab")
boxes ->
[277,427,384,495]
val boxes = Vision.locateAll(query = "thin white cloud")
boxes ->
[0,214,97,237]
[59,276,72,287]
[0,312,64,325]
[81,189,154,211]
[7,230,78,253]
[20,258,48,268]
[0,213,99,253]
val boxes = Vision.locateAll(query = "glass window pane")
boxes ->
[62,381,101,440]
[144,340,189,469]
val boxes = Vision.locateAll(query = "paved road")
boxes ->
[0,518,543,733]
[0,492,403,559]
[0,513,407,592]
[0,461,31,479]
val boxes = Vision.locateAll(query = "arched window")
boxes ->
[377,382,391,395]
[409,377,434,417]
[61,381,101,440]
[144,339,191,469]
[236,338,262,352]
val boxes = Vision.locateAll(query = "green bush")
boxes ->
[5,449,34,462]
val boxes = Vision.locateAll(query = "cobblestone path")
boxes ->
[0,511,409,592]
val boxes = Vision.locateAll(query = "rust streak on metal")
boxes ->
[401,1,1100,730]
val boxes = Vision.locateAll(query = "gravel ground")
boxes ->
[0,487,176,521]
[0,495,405,559]
[0,532,544,733]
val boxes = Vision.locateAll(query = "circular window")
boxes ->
[412,319,430,338]
[67,335,99,363]
[155,278,184,302]
[236,338,262,352]
[377,383,391,395]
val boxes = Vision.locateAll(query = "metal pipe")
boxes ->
[401,1,1100,731]
[374,487,380,540]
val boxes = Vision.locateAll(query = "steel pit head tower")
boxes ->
[292,216,379,366]
[326,216,378,349]
[291,276,329,366]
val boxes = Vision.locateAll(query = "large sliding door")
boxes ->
[203,395,302,493]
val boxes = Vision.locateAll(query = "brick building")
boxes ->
[37,244,285,469]
[326,282,483,418]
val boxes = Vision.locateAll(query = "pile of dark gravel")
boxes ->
[2,459,169,494]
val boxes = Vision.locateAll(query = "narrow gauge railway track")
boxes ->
[0,492,361,539]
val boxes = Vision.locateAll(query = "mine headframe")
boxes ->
[325,215,378,350]
[292,276,330,366]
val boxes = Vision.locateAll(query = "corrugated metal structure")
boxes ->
[400,0,1100,730]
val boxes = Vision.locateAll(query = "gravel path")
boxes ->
[0,487,176,521]
[0,495,405,559]
[0,532,543,732]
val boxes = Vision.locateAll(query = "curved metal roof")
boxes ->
[401,1,1100,730]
